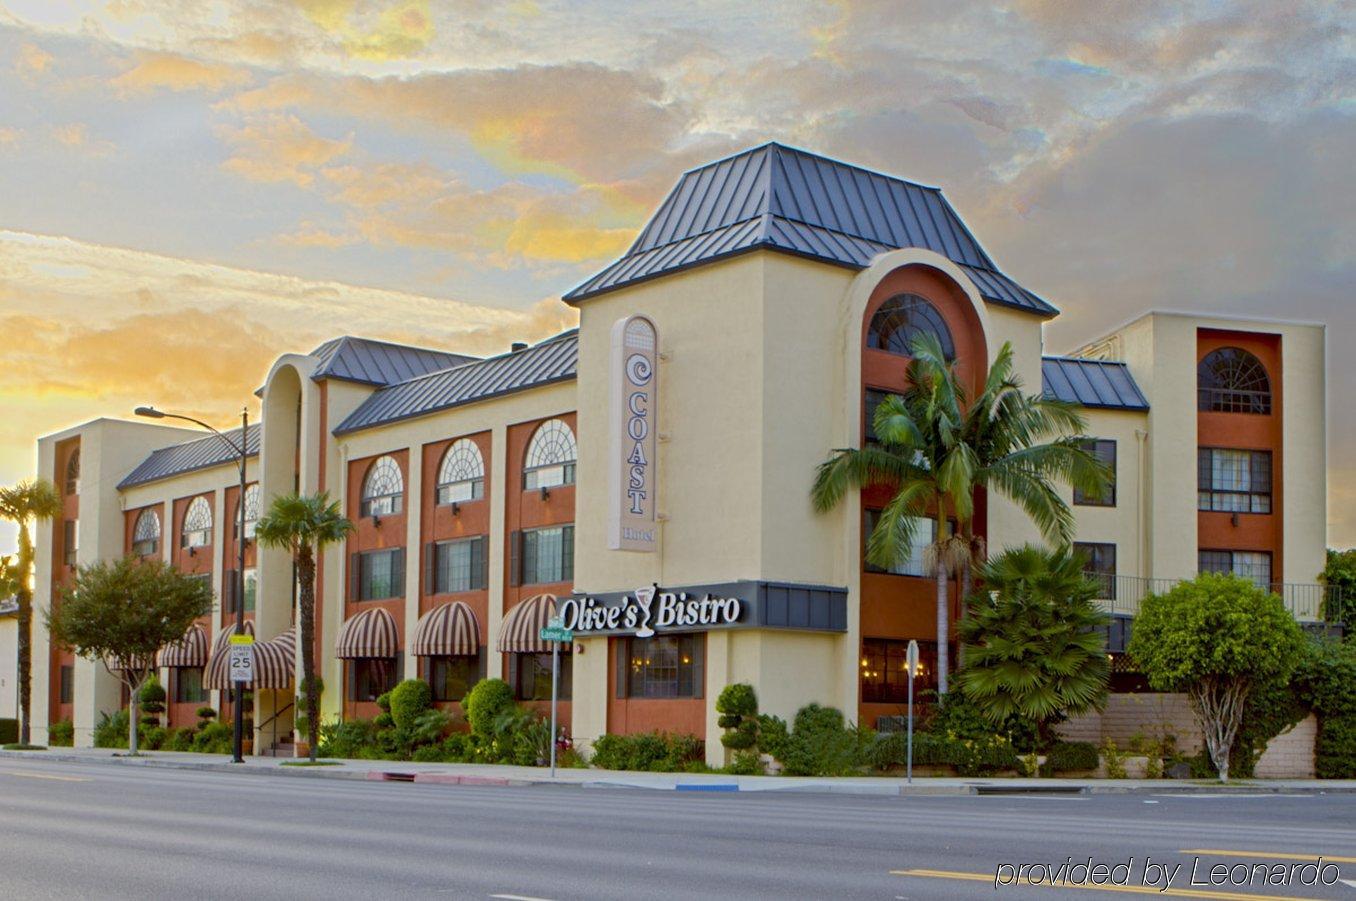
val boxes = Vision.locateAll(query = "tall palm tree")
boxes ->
[254,491,354,762]
[0,478,62,745]
[811,335,1106,695]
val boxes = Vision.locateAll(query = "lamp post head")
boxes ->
[134,406,165,419]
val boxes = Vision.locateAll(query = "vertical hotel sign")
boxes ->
[608,315,658,551]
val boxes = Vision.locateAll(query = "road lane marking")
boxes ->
[1,770,90,782]
[489,895,555,901]
[890,868,1310,900]
[1182,850,1356,864]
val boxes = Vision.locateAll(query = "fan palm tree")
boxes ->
[254,491,354,762]
[0,478,62,745]
[811,335,1106,695]
[956,545,1110,748]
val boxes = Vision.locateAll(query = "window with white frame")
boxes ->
[437,439,485,505]
[132,509,161,556]
[181,497,212,548]
[361,456,404,517]
[1199,549,1272,590]
[235,484,260,539]
[1198,448,1272,513]
[523,419,576,490]
[863,510,939,577]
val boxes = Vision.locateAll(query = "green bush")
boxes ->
[589,732,704,772]
[373,711,395,729]
[1316,714,1356,779]
[1041,740,1099,775]
[192,721,233,754]
[140,726,167,750]
[375,691,393,713]
[926,690,1038,752]
[167,728,196,752]
[0,718,17,744]
[773,704,865,776]
[464,678,515,737]
[755,714,788,759]
[716,683,761,751]
[48,719,74,747]
[723,750,764,775]
[93,710,129,748]
[389,679,434,729]
[139,674,166,706]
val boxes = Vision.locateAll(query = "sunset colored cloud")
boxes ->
[111,51,253,95]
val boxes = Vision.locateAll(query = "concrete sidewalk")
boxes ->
[4,746,1353,795]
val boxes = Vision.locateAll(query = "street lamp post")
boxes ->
[136,404,249,764]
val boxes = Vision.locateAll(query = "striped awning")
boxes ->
[158,623,208,668]
[203,621,255,690]
[253,627,295,689]
[496,593,561,654]
[412,602,480,657]
[335,607,399,659]
[104,653,155,673]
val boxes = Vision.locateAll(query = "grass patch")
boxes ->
[3,743,48,751]
[280,760,342,767]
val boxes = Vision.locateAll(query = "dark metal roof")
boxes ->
[307,336,478,387]
[334,330,579,434]
[564,142,1057,316]
[1041,357,1149,411]
[118,424,261,489]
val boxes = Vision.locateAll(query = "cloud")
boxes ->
[219,114,353,186]
[49,123,115,156]
[0,127,21,149]
[298,0,436,61]
[15,42,51,78]
[111,51,253,95]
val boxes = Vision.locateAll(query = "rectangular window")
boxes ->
[1074,440,1117,506]
[1200,549,1272,590]
[520,525,574,586]
[348,658,397,702]
[1073,542,1117,600]
[513,652,572,701]
[1198,448,1272,513]
[242,568,257,612]
[623,634,703,699]
[357,549,403,601]
[864,388,889,444]
[361,493,403,518]
[59,665,74,704]
[174,667,209,703]
[63,519,78,566]
[860,638,939,703]
[428,655,479,702]
[523,463,576,491]
[863,510,939,577]
[434,537,487,594]
[437,478,484,506]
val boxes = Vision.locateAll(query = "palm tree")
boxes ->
[0,478,62,745]
[254,491,354,762]
[811,335,1106,695]
[956,545,1110,749]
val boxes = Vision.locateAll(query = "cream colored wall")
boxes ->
[1065,409,1149,582]
[0,617,15,720]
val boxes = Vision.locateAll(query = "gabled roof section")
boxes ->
[306,336,479,387]
[334,330,579,435]
[118,423,261,489]
[564,142,1057,317]
[1041,357,1149,411]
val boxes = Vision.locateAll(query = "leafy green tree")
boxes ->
[0,478,62,746]
[1318,548,1356,628]
[812,335,1106,693]
[957,545,1110,749]
[1127,573,1306,782]
[254,491,354,762]
[46,557,213,754]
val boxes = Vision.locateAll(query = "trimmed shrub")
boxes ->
[389,679,434,729]
[48,719,74,747]
[464,678,515,738]
[192,721,233,754]
[140,726,167,750]
[724,750,764,775]
[375,691,393,713]
[1316,714,1356,779]
[774,704,864,777]
[93,710,129,748]
[716,683,761,751]
[589,732,704,772]
[373,712,395,729]
[167,728,196,752]
[1041,740,1100,775]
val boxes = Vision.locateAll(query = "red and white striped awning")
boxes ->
[335,607,399,659]
[203,621,255,690]
[158,623,208,668]
[496,593,560,654]
[412,602,480,657]
[253,627,295,689]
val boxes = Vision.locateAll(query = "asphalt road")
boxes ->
[0,758,1353,900]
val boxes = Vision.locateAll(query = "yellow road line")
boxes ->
[1,770,90,782]
[890,868,1310,900]
[1182,850,1356,864]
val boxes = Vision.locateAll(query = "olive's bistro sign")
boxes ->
[607,315,659,552]
[559,584,745,638]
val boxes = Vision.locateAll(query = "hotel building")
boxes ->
[31,143,1329,762]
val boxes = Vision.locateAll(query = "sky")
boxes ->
[0,0,1351,553]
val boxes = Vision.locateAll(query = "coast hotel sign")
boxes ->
[559,584,746,638]
[608,315,659,551]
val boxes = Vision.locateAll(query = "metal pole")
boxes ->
[906,664,914,785]
[232,408,248,764]
[549,639,559,778]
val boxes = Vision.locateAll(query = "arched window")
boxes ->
[361,455,404,517]
[181,496,212,548]
[867,293,955,360]
[523,419,577,490]
[65,449,80,496]
[437,439,485,505]
[235,484,260,539]
[132,508,161,557]
[1198,348,1272,414]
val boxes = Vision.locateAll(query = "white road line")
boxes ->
[489,894,556,901]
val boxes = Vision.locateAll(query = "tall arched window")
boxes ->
[867,293,955,360]
[1198,348,1271,414]
[65,449,80,496]
[132,508,161,557]
[181,496,212,548]
[361,455,404,516]
[437,439,485,504]
[235,484,260,539]
[523,419,577,490]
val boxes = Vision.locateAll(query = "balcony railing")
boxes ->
[1087,574,1339,623]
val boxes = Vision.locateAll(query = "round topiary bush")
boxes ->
[716,683,757,718]
[388,679,433,729]
[464,678,515,737]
